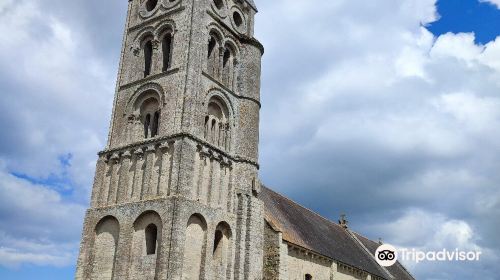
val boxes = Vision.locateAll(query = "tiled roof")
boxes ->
[354,233,415,280]
[261,186,414,280]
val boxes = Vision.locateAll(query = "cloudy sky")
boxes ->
[0,0,499,279]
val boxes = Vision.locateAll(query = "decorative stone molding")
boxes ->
[210,0,229,18]
[132,6,184,31]
[158,141,171,152]
[286,243,331,263]
[110,153,121,164]
[101,133,257,168]
[125,82,165,117]
[139,0,182,19]
[151,39,161,50]
[122,150,132,159]
[134,147,145,159]
[131,46,141,57]
[146,145,157,153]
[337,262,369,278]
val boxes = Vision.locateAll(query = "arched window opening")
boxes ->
[144,40,153,77]
[213,230,223,255]
[152,111,160,137]
[130,211,162,279]
[305,274,312,280]
[182,215,207,280]
[208,36,216,59]
[207,35,219,78]
[146,0,158,12]
[145,224,158,255]
[144,114,151,138]
[222,48,234,87]
[91,217,119,280]
[223,49,231,67]
[204,116,210,139]
[139,97,160,139]
[162,33,172,71]
[212,223,232,278]
[204,97,230,150]
[211,119,217,143]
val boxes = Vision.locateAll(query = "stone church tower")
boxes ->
[75,0,264,279]
[76,1,417,279]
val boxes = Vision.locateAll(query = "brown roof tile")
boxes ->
[354,233,415,280]
[261,186,413,279]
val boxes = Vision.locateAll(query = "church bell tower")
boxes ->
[75,0,264,279]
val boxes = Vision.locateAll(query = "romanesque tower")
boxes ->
[75,0,264,279]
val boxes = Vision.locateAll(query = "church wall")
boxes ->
[161,197,239,280]
[89,217,119,280]
[332,268,368,280]
[286,246,332,280]
[75,199,174,280]
[181,214,207,280]
[235,99,260,161]
[263,223,282,280]
[259,227,382,280]
[128,211,163,280]
[91,139,177,208]
[237,43,262,102]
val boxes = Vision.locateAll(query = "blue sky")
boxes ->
[0,0,500,279]
[429,0,500,43]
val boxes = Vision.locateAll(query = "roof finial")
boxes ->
[378,238,383,245]
[339,213,349,229]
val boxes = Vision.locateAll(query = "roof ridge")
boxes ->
[353,231,379,244]
[262,185,347,232]
[353,230,416,280]
[263,186,388,247]
[262,186,391,279]
[347,229,395,279]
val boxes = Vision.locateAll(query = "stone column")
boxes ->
[112,219,133,280]
[90,157,107,208]
[117,151,132,204]
[132,148,145,201]
[107,153,121,205]
[330,261,338,280]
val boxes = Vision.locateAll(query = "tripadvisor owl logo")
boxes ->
[374,244,483,266]
[375,244,398,267]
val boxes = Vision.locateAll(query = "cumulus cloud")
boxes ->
[0,0,499,279]
[255,0,500,278]
[0,0,125,269]
[0,0,123,197]
[0,162,85,267]
[371,209,498,279]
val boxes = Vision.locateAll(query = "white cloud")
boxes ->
[0,235,76,268]
[376,209,482,250]
[0,162,85,267]
[370,209,498,279]
[481,0,500,9]
[256,0,500,278]
[430,32,484,62]
[0,0,498,278]
[433,92,500,133]
[0,0,115,269]
[0,0,114,193]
